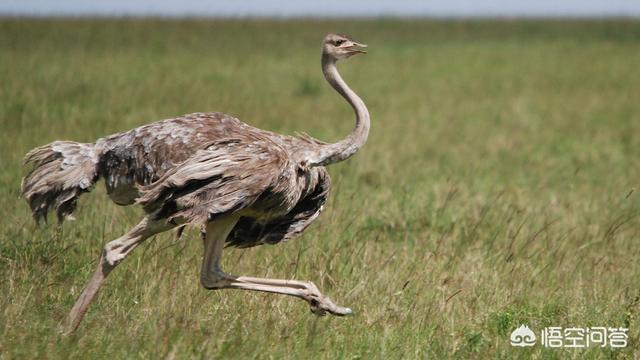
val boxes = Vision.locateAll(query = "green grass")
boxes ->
[1,18,640,359]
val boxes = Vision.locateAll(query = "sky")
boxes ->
[1,0,639,18]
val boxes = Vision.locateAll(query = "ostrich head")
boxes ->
[322,33,367,61]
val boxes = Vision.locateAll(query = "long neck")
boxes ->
[305,53,370,167]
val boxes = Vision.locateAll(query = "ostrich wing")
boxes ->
[226,167,330,248]
[137,138,290,224]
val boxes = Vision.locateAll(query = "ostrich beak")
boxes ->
[347,42,368,54]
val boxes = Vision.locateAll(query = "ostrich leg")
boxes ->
[65,217,175,333]
[200,217,352,316]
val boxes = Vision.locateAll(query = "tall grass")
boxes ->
[1,19,639,358]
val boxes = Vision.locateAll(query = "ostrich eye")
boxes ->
[334,39,345,46]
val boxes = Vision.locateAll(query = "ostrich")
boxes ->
[21,33,369,332]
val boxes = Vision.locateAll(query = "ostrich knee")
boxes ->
[200,269,231,290]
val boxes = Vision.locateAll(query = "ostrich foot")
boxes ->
[309,295,353,316]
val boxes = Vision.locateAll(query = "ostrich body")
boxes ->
[21,33,369,332]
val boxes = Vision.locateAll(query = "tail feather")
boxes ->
[21,141,99,223]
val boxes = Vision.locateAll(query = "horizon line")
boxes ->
[2,13,640,20]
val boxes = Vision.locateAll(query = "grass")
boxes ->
[1,18,640,358]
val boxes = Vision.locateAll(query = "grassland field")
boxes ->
[1,18,640,359]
